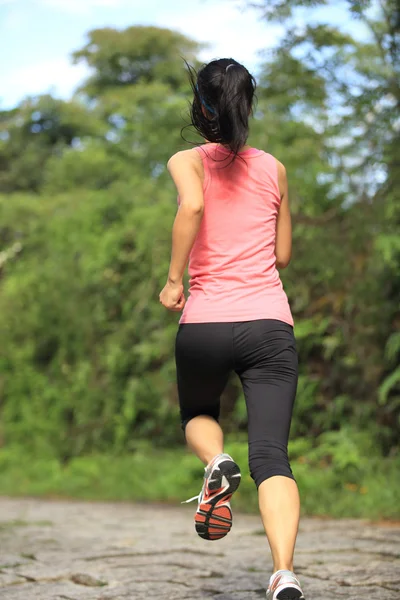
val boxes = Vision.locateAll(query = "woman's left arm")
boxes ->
[159,149,204,312]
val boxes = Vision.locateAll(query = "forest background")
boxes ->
[0,0,399,519]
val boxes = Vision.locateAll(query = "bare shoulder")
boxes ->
[167,148,202,172]
[275,158,287,178]
[274,158,287,195]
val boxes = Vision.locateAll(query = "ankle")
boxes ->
[272,564,294,574]
[204,451,224,467]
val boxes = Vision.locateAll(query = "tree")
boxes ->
[0,95,102,192]
[246,0,400,448]
[72,26,204,177]
[0,27,203,194]
[72,25,202,96]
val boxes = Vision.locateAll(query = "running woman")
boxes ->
[159,58,305,600]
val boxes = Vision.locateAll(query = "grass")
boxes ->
[0,435,398,521]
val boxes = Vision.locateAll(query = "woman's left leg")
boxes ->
[185,415,224,465]
[175,322,233,458]
[176,323,241,540]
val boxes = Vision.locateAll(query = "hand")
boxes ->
[159,280,186,312]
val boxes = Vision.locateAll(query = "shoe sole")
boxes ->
[195,460,241,541]
[277,589,305,600]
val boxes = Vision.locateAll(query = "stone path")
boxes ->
[0,497,399,599]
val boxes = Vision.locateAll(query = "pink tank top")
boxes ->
[179,143,293,326]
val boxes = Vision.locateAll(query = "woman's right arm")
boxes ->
[275,160,292,269]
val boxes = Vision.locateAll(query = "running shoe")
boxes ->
[183,453,241,541]
[266,570,305,600]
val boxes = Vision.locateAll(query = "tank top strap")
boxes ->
[260,152,280,198]
[193,146,211,192]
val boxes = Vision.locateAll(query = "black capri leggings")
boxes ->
[175,319,298,488]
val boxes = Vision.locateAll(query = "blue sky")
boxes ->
[0,0,369,109]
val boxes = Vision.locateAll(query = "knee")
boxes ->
[182,412,219,432]
[248,438,295,488]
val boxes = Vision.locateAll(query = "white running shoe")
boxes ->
[266,570,305,600]
[183,453,241,540]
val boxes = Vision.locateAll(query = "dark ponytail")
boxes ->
[184,58,256,160]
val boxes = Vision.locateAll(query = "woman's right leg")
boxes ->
[258,476,300,572]
[234,320,300,574]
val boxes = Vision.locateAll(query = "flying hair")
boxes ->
[182,58,257,163]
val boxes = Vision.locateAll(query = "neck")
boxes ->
[204,141,251,152]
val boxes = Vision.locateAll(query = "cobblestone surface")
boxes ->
[0,497,399,599]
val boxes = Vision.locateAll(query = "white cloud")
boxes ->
[156,1,282,74]
[38,0,132,14]
[32,0,280,70]
[0,0,279,107]
[0,57,89,108]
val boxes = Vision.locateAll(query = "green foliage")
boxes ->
[95,82,190,175]
[249,0,400,451]
[0,185,180,459]
[43,142,126,192]
[72,26,202,96]
[0,95,102,193]
[0,433,398,519]
[250,0,374,21]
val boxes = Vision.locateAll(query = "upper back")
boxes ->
[193,143,281,242]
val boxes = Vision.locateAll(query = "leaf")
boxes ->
[378,367,400,405]
[385,333,400,365]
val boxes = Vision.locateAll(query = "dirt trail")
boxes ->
[0,497,399,599]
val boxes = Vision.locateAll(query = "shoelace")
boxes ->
[181,494,200,504]
[181,466,208,504]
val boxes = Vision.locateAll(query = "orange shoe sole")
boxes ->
[194,459,241,540]
[195,502,233,540]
